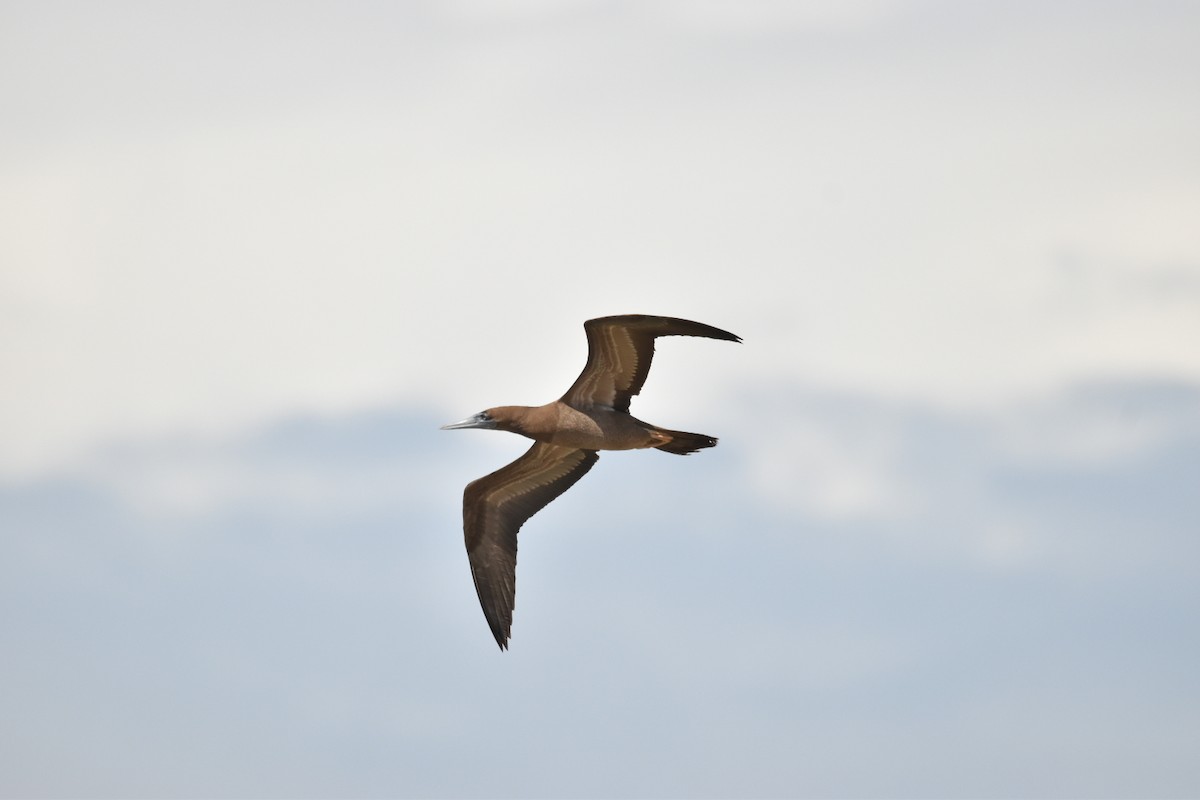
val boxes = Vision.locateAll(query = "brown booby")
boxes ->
[442,314,741,649]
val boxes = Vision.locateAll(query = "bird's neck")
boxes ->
[489,405,547,439]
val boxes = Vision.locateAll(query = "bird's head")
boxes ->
[440,406,532,436]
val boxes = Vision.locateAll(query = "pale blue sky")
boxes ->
[2,1,1199,797]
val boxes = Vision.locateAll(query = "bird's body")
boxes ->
[467,403,674,451]
[442,314,740,649]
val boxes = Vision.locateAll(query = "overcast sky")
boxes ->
[2,1,1199,797]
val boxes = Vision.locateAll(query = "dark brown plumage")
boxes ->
[442,314,740,649]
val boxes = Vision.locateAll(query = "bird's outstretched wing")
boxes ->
[561,314,741,413]
[463,442,600,649]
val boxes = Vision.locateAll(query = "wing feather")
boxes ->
[560,314,740,412]
[463,442,599,649]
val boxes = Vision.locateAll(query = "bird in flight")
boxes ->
[442,314,741,649]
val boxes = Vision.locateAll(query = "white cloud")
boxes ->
[746,405,918,521]
[736,379,1199,572]
[647,0,910,34]
[991,380,1200,467]
[2,1,1199,478]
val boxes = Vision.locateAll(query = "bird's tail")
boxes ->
[651,427,718,455]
